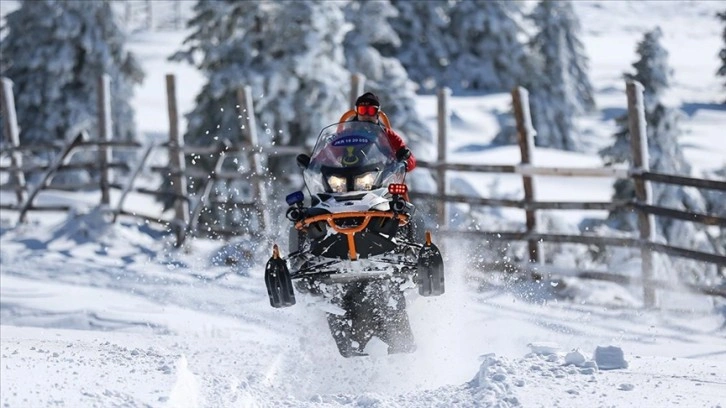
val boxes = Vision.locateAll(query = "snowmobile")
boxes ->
[264,121,445,357]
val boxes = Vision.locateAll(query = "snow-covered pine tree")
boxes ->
[718,10,726,98]
[173,0,348,162]
[385,0,455,93]
[343,0,432,152]
[599,27,717,282]
[171,0,349,230]
[0,0,143,155]
[525,0,595,151]
[600,28,673,167]
[444,0,529,93]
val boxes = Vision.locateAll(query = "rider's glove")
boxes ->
[396,147,411,163]
[296,154,311,169]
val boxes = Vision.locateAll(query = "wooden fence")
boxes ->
[411,82,726,305]
[0,74,272,245]
[1,74,724,306]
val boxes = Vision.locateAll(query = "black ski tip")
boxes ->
[417,243,445,297]
[265,255,296,308]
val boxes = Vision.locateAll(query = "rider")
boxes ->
[351,92,417,171]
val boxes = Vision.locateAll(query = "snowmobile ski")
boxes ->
[417,231,445,296]
[264,245,296,308]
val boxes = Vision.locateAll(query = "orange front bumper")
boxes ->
[296,211,409,261]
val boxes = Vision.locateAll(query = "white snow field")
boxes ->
[2,1,725,407]
[2,214,725,407]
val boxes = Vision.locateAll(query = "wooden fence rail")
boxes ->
[17,132,86,223]
[632,170,726,191]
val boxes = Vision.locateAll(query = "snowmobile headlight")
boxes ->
[327,175,347,193]
[354,172,377,191]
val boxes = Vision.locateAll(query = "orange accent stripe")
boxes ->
[347,233,358,260]
[338,110,357,123]
[298,211,408,231]
[378,111,392,129]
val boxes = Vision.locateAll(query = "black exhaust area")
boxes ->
[309,218,400,259]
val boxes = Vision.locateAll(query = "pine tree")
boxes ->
[385,0,455,93]
[526,0,595,151]
[599,28,716,281]
[0,0,143,148]
[629,28,672,110]
[445,0,529,93]
[718,10,726,97]
[343,0,432,151]
[600,28,682,171]
[171,0,349,229]
[172,1,348,177]
[601,28,689,228]
[600,28,673,168]
[174,0,349,149]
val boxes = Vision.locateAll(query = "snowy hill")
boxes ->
[2,1,725,407]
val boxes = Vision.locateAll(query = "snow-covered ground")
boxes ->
[2,2,725,407]
[2,214,725,406]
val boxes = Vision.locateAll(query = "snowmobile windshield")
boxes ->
[303,122,406,195]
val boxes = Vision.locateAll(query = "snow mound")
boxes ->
[468,354,522,407]
[594,345,629,370]
[564,349,588,367]
[165,356,200,408]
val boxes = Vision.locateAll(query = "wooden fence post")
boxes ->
[350,73,365,108]
[237,86,270,234]
[166,74,189,244]
[97,74,112,206]
[436,87,451,230]
[112,143,155,223]
[1,77,27,205]
[626,80,656,307]
[512,87,542,272]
